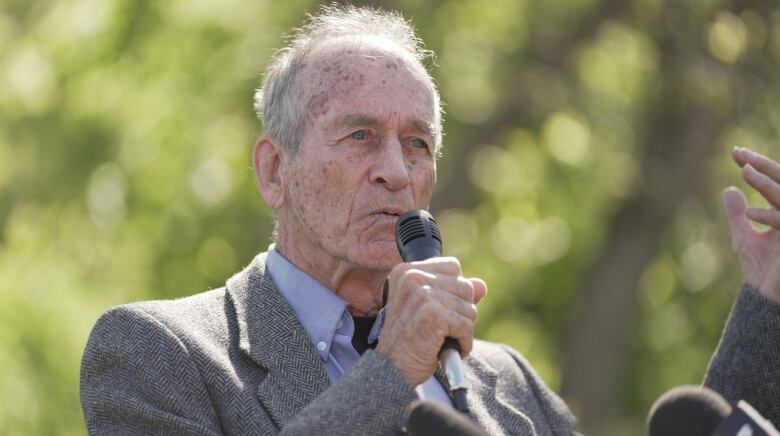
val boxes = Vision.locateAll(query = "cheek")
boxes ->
[316,162,342,203]
[299,160,352,213]
[409,160,436,199]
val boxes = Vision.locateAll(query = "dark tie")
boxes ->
[351,316,377,355]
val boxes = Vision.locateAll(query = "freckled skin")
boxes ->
[255,39,489,377]
[277,39,438,279]
[309,92,329,118]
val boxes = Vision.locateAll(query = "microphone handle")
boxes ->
[440,338,469,412]
[395,209,469,412]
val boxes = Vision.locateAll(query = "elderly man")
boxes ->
[80,5,780,435]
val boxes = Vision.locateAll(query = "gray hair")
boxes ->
[253,4,443,157]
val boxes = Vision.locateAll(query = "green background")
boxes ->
[2,0,778,434]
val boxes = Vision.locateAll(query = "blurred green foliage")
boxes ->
[1,0,779,434]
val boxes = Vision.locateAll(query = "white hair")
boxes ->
[253,4,443,156]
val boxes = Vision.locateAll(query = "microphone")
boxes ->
[395,209,470,413]
[647,385,778,436]
[647,385,731,436]
[407,400,486,436]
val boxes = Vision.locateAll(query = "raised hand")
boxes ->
[723,147,780,303]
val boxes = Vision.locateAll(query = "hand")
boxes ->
[375,257,488,387]
[723,147,780,303]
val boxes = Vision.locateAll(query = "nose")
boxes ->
[370,137,411,191]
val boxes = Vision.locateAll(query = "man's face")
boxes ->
[280,41,437,271]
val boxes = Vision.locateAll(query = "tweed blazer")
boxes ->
[80,253,577,435]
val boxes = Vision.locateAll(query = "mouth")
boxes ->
[370,208,405,219]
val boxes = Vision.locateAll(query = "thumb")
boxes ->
[722,186,752,247]
[469,278,488,304]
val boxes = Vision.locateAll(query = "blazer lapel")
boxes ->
[226,253,330,429]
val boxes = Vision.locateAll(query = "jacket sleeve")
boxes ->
[279,349,419,436]
[703,284,780,423]
[80,306,222,436]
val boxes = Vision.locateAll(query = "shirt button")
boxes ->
[336,319,344,329]
[317,341,327,351]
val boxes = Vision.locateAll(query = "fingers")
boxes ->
[389,261,480,347]
[391,257,481,303]
[469,277,488,304]
[396,272,477,318]
[408,256,462,276]
[742,163,780,209]
[733,147,780,209]
[723,186,752,239]
[732,147,780,184]
[389,257,460,291]
[394,268,474,301]
[406,280,477,356]
[413,298,475,354]
[449,314,475,356]
[746,207,780,229]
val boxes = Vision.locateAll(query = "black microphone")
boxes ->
[647,385,778,436]
[407,400,486,436]
[647,385,731,436]
[395,209,469,413]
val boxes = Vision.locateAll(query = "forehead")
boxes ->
[302,38,436,127]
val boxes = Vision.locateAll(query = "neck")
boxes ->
[275,224,389,316]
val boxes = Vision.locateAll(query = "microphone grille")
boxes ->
[428,216,442,243]
[398,215,426,246]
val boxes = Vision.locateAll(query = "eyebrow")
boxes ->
[341,114,380,130]
[338,113,436,140]
[411,120,437,141]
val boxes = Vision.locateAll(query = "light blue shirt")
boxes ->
[265,246,453,407]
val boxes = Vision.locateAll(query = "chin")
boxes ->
[351,241,403,270]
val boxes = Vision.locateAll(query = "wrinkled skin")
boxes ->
[253,37,486,386]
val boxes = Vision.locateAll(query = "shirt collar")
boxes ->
[369,307,386,344]
[265,245,348,361]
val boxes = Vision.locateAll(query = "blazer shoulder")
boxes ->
[81,294,225,435]
[89,287,232,352]
[468,339,523,369]
[469,339,553,391]
[131,287,229,324]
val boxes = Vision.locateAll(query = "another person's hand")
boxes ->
[375,257,488,387]
[723,146,780,303]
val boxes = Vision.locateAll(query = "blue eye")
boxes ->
[411,138,428,149]
[350,130,367,140]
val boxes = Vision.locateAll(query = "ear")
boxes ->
[253,136,286,209]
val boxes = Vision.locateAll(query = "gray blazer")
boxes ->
[80,253,577,435]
